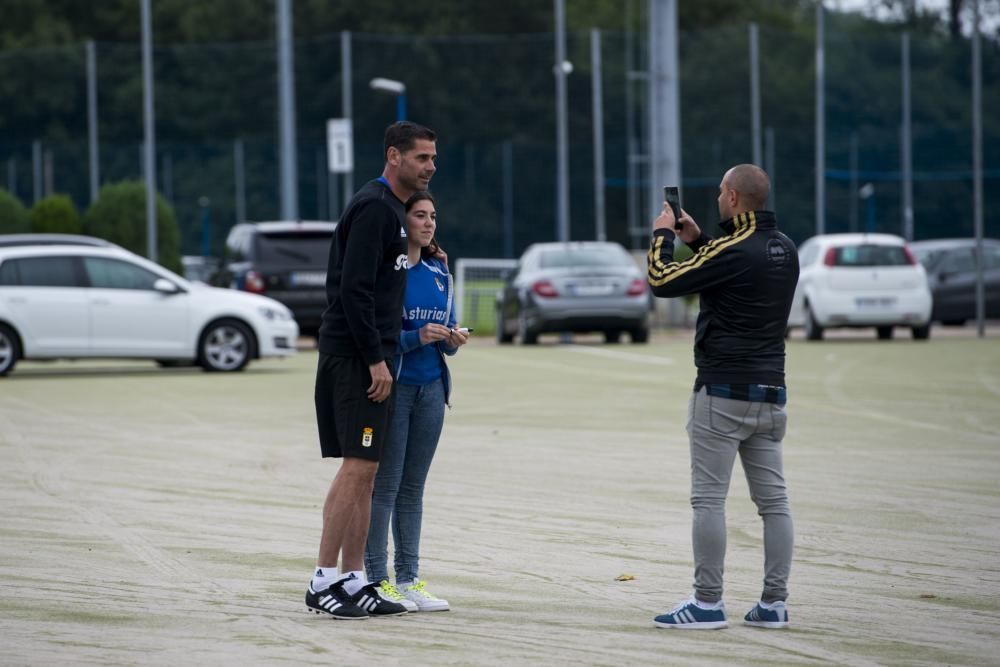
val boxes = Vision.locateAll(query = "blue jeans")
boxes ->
[364,378,446,584]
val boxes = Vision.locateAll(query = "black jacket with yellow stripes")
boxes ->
[647,210,799,386]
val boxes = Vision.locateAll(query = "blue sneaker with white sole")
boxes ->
[743,601,789,628]
[653,597,727,630]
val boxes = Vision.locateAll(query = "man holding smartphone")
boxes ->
[647,165,799,630]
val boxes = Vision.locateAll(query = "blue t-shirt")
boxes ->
[398,260,451,386]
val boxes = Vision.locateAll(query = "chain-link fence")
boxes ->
[1,15,997,262]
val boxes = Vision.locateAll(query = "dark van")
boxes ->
[216,221,336,335]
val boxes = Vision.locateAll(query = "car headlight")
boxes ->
[258,305,292,321]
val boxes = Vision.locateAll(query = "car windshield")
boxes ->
[831,244,909,267]
[255,232,331,264]
[539,247,631,269]
[911,247,940,267]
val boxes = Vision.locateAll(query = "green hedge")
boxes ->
[30,194,82,234]
[84,181,182,274]
[0,188,30,234]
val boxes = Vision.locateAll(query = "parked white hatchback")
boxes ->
[0,243,299,376]
[787,233,932,340]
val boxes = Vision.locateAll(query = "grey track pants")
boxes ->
[687,386,793,604]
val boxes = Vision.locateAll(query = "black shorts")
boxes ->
[314,353,394,461]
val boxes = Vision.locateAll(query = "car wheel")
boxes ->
[630,327,650,344]
[804,305,823,341]
[604,330,622,344]
[496,310,513,344]
[518,311,538,345]
[876,326,893,340]
[911,324,931,340]
[198,319,254,372]
[0,323,20,376]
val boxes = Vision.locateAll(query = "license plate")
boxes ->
[290,271,326,287]
[855,297,896,309]
[573,283,614,297]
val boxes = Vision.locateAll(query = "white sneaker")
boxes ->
[399,579,450,612]
[376,580,418,612]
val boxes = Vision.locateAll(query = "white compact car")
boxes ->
[0,243,299,376]
[787,233,932,340]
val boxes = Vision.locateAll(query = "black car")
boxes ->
[214,221,337,335]
[911,238,1000,325]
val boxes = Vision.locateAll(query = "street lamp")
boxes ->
[369,77,407,121]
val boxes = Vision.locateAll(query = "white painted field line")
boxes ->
[975,367,1000,398]
[561,345,674,366]
[819,357,997,440]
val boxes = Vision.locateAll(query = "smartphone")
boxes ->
[663,186,682,231]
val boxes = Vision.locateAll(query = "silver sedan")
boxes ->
[495,241,650,344]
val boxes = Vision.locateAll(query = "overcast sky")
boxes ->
[831,0,999,34]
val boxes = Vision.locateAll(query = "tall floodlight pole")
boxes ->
[141,0,157,262]
[815,1,825,236]
[972,0,985,337]
[554,0,571,243]
[341,31,353,201]
[32,140,41,203]
[649,0,681,225]
[276,0,299,220]
[749,22,762,167]
[234,139,246,223]
[901,32,913,241]
[765,126,776,211]
[591,28,606,242]
[86,40,100,202]
[849,132,859,232]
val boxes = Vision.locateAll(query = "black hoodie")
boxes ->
[318,179,408,365]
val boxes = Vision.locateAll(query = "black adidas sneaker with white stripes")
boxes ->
[352,582,408,616]
[305,581,368,620]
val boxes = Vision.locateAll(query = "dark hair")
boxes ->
[405,190,440,260]
[384,121,437,161]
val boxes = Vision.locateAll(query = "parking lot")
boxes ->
[2,327,999,665]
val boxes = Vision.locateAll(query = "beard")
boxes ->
[401,170,431,193]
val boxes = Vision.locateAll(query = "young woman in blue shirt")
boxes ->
[364,191,467,612]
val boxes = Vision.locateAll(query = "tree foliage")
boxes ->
[30,193,81,234]
[0,1,996,255]
[0,189,30,234]
[83,181,182,273]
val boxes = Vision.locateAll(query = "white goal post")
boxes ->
[454,258,518,332]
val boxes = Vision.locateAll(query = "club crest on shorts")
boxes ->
[361,427,374,447]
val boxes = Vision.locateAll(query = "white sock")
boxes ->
[759,599,784,610]
[311,566,339,591]
[340,570,367,596]
[693,597,724,610]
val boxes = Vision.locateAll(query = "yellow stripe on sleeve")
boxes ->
[648,212,756,287]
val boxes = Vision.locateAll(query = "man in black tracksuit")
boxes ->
[306,121,438,620]
[648,164,801,631]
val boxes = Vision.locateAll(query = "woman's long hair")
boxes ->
[405,190,440,260]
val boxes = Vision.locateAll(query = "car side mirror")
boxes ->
[153,278,181,294]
